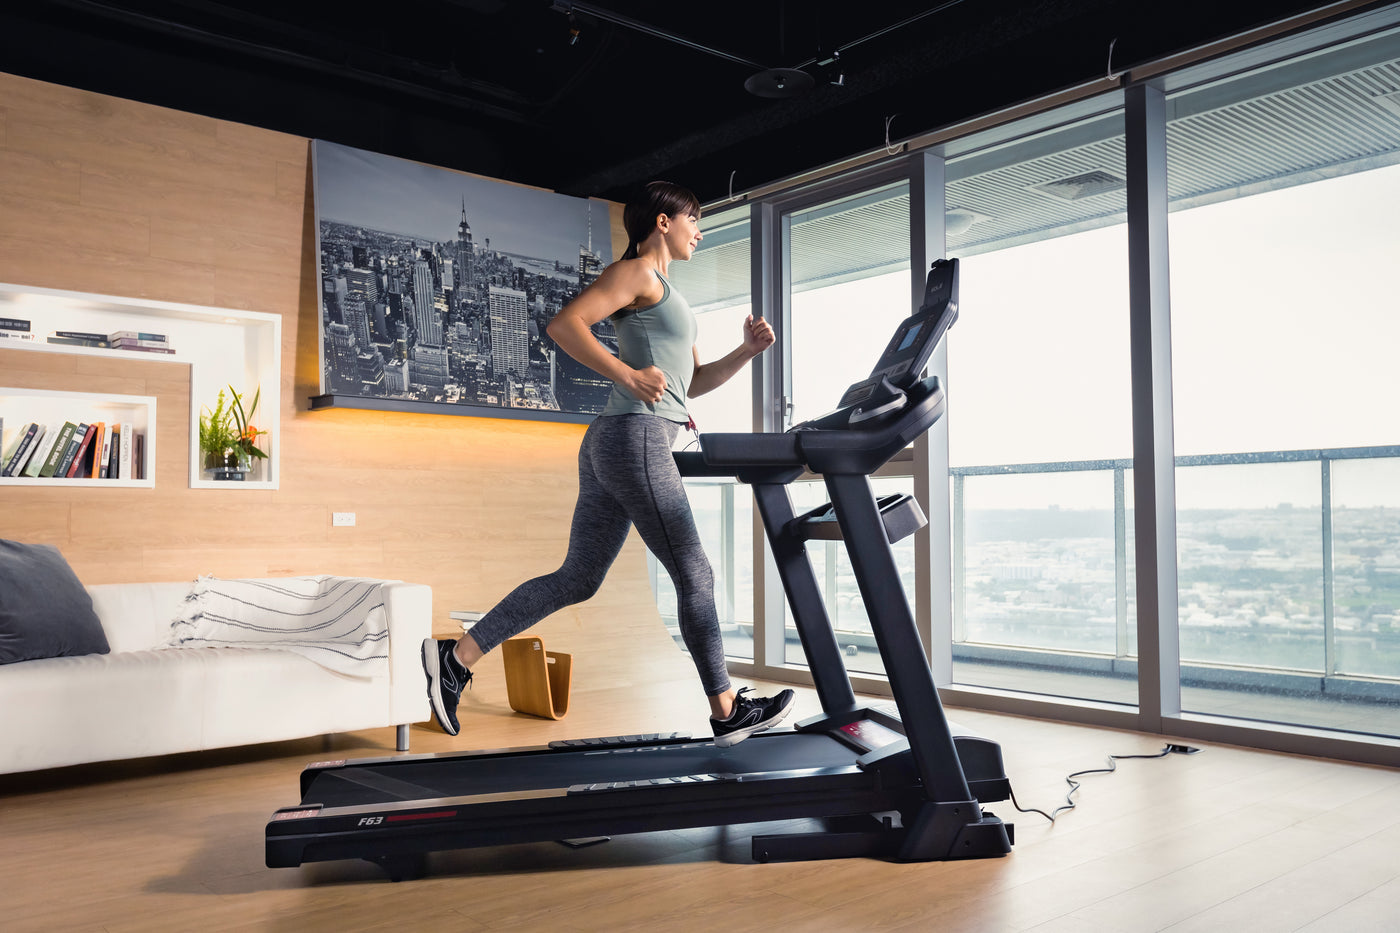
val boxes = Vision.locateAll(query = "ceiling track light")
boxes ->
[551,0,968,100]
[551,0,812,98]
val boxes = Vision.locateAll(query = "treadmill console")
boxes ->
[869,259,957,389]
[809,258,959,427]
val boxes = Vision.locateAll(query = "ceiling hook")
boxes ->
[884,114,902,155]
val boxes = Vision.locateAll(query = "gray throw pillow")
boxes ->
[0,539,110,664]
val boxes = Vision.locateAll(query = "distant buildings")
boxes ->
[318,199,611,416]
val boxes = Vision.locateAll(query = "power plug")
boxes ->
[1166,743,1201,755]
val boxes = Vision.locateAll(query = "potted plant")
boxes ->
[199,385,267,480]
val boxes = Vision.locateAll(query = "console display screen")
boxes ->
[863,259,958,389]
[896,323,922,353]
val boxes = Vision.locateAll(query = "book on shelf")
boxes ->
[56,423,90,478]
[38,422,77,477]
[110,337,172,349]
[21,423,60,477]
[81,422,105,478]
[105,425,120,480]
[109,342,176,354]
[98,424,114,479]
[47,333,109,348]
[0,420,16,471]
[3,422,33,475]
[0,316,31,332]
[133,431,145,481]
[117,421,133,480]
[107,330,168,343]
[4,423,44,476]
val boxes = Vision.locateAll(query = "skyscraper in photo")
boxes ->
[579,201,604,287]
[488,284,529,380]
[456,198,474,299]
[413,258,442,346]
[326,321,359,394]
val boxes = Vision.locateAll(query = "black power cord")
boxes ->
[1010,743,1201,824]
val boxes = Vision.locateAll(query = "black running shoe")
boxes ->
[711,687,795,747]
[422,637,472,736]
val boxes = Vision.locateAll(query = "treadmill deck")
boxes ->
[300,731,861,807]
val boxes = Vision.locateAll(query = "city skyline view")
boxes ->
[312,141,613,419]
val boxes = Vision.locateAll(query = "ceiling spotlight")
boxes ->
[567,13,581,45]
[744,68,816,99]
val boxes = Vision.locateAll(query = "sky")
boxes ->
[941,161,1400,509]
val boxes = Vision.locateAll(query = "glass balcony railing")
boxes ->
[953,445,1400,738]
[655,446,1400,739]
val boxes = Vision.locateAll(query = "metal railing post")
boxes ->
[952,472,966,645]
[1115,465,1130,661]
[1322,456,1336,678]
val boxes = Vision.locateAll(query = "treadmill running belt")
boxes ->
[303,732,860,807]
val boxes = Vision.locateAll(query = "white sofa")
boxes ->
[0,578,431,775]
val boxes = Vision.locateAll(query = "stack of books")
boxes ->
[42,329,175,353]
[108,329,174,354]
[0,419,142,480]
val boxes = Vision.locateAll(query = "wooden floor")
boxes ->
[4,680,1399,933]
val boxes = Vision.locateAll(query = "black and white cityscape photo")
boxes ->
[313,140,613,421]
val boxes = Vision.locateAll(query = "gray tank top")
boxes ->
[600,272,695,421]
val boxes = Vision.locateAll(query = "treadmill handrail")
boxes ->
[680,375,943,484]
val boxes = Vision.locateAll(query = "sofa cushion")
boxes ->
[0,539,110,664]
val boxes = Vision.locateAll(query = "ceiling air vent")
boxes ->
[1371,90,1400,118]
[1031,170,1126,201]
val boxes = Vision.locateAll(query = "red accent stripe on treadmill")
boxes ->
[385,810,459,822]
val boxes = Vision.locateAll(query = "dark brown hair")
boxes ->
[620,181,701,260]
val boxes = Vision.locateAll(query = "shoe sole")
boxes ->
[421,638,460,736]
[713,693,795,748]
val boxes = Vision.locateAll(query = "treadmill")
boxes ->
[266,258,1013,880]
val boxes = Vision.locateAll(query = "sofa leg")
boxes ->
[396,723,410,752]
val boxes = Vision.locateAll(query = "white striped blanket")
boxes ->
[167,576,390,676]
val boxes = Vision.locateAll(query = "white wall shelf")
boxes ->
[0,387,155,487]
[0,283,281,490]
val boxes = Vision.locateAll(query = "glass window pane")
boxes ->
[787,183,910,427]
[1176,462,1324,675]
[945,108,1135,706]
[953,469,1136,704]
[1331,457,1400,681]
[1167,33,1400,739]
[654,481,754,661]
[769,182,915,677]
[782,476,917,676]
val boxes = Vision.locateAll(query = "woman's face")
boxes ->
[660,210,703,260]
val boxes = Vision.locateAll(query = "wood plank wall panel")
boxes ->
[0,71,696,709]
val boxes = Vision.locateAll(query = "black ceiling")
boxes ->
[0,0,1355,204]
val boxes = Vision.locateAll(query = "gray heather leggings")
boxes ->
[466,413,731,696]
